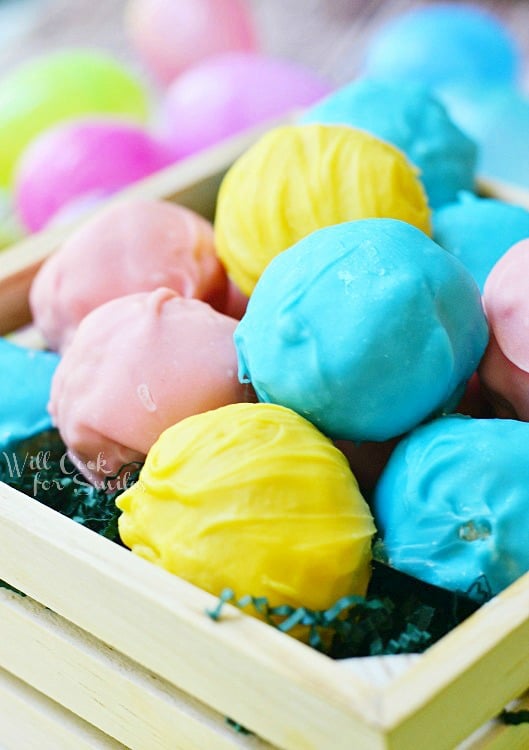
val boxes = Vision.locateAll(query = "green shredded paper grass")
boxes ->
[1,429,484,658]
[1,429,526,729]
[0,429,140,541]
[207,557,480,659]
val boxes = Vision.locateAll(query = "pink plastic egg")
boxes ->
[15,119,172,232]
[126,0,258,84]
[158,53,332,158]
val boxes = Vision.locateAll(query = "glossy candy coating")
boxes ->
[480,239,529,418]
[117,402,376,616]
[433,192,529,291]
[215,124,431,296]
[159,53,331,159]
[49,288,251,485]
[374,415,529,600]
[0,50,149,188]
[15,119,171,232]
[440,85,529,188]
[30,198,227,352]
[235,219,488,442]
[0,338,59,447]
[301,79,477,208]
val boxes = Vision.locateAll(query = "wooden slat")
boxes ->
[0,663,125,750]
[477,177,529,210]
[382,572,529,750]
[460,694,529,750]
[0,121,270,335]
[0,484,385,750]
[0,589,272,750]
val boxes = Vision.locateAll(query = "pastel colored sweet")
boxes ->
[479,239,529,418]
[0,50,149,188]
[301,79,476,209]
[374,415,529,599]
[235,219,488,442]
[117,402,376,616]
[363,4,519,89]
[49,288,251,485]
[440,85,529,188]
[159,53,331,159]
[215,125,431,296]
[126,0,258,84]
[15,119,172,232]
[0,338,59,446]
[30,198,228,352]
[433,192,529,291]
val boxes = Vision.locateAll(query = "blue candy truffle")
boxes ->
[300,79,477,208]
[374,415,529,600]
[0,338,59,446]
[440,84,529,188]
[434,192,529,292]
[363,4,520,90]
[235,219,488,442]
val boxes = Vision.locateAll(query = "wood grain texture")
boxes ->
[0,589,273,750]
[0,663,126,750]
[0,483,385,750]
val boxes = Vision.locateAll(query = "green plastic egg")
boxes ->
[0,50,149,187]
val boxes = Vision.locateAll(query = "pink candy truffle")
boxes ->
[480,238,529,418]
[49,288,253,485]
[30,198,228,352]
[15,119,172,231]
[158,53,332,158]
[126,0,258,84]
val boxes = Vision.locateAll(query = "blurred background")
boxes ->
[3,0,529,243]
[2,0,529,84]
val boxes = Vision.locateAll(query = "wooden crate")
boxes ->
[1,127,529,750]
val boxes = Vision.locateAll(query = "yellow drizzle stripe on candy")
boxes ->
[215,124,432,296]
[117,403,376,619]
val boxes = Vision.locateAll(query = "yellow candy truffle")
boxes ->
[117,403,375,615]
[215,124,431,295]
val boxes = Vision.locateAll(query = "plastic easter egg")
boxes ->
[433,192,529,291]
[235,219,488,442]
[0,338,59,447]
[117,402,376,616]
[215,125,431,296]
[0,50,149,188]
[158,53,331,158]
[301,79,477,209]
[49,288,252,485]
[126,0,258,84]
[363,4,519,89]
[31,198,228,351]
[15,119,171,232]
[374,415,529,600]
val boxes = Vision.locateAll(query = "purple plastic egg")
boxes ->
[15,119,172,232]
[158,53,332,159]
